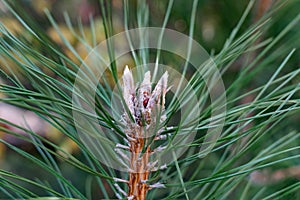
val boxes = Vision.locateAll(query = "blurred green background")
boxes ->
[0,0,299,199]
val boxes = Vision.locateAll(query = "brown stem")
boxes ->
[127,130,151,200]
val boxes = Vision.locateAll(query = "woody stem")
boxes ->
[128,129,150,200]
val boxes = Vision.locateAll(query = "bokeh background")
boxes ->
[0,0,299,199]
